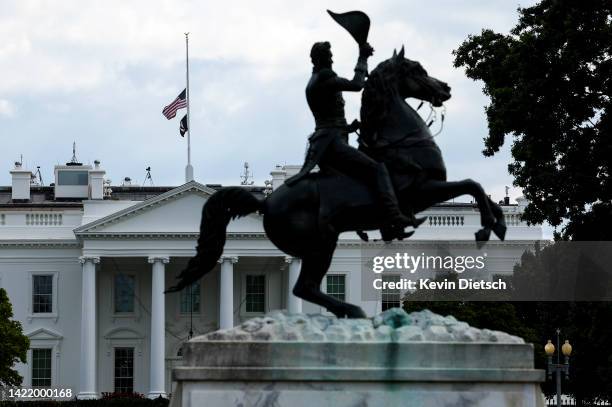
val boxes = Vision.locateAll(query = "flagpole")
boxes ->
[185,32,194,182]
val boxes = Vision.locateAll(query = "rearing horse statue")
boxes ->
[166,48,506,319]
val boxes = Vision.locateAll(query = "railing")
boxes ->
[546,397,610,406]
[424,213,525,227]
[505,213,522,226]
[427,215,465,227]
[25,213,63,226]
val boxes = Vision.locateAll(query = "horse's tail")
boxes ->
[165,187,263,293]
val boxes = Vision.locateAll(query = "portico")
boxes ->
[73,182,302,398]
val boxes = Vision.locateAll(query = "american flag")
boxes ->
[162,89,187,119]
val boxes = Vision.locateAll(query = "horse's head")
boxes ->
[361,46,451,140]
[390,46,451,106]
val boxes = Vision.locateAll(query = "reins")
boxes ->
[358,103,446,150]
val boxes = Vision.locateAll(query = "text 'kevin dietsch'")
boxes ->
[373,278,507,291]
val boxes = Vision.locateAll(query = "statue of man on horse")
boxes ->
[166,10,508,320]
[286,13,424,241]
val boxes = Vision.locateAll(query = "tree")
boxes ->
[403,243,612,402]
[453,0,612,239]
[511,243,612,403]
[0,288,29,386]
[411,1,612,401]
[402,273,538,344]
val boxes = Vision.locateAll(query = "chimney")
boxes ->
[89,160,106,200]
[516,196,528,209]
[270,165,287,190]
[504,196,510,205]
[10,162,32,201]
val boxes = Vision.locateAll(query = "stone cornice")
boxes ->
[74,232,269,240]
[0,239,80,248]
[335,239,545,248]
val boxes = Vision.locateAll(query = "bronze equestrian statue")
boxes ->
[166,10,506,319]
[286,35,424,241]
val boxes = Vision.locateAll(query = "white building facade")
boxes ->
[0,161,542,398]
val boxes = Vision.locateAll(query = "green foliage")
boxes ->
[404,242,612,402]
[453,0,612,238]
[0,288,29,387]
[402,273,538,344]
[511,243,612,402]
[438,0,612,399]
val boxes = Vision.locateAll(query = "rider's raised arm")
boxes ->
[326,57,368,91]
[325,43,373,92]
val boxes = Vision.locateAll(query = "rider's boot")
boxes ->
[376,163,424,241]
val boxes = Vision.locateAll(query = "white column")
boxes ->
[285,257,303,314]
[218,256,238,329]
[147,256,169,399]
[78,256,100,400]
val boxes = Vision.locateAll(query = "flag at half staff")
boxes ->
[162,89,187,119]
[180,114,188,137]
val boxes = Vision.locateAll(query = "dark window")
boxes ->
[382,275,402,311]
[32,348,52,387]
[326,275,346,302]
[180,282,201,314]
[114,274,135,313]
[245,275,265,313]
[114,347,134,393]
[32,275,53,313]
[57,171,88,186]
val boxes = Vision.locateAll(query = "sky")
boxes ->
[0,0,540,205]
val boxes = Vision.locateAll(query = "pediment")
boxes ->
[75,181,264,237]
[104,327,144,340]
[26,327,63,340]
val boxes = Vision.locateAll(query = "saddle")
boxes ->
[297,161,432,241]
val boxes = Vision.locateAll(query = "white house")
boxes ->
[0,158,542,399]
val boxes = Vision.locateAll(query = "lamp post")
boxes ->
[544,328,572,406]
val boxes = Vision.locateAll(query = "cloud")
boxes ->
[0,100,15,117]
[0,0,539,197]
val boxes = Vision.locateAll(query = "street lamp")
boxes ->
[545,328,572,406]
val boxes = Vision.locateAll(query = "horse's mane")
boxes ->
[360,59,399,143]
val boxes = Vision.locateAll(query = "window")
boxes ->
[32,275,53,313]
[382,274,402,311]
[245,275,265,313]
[31,348,52,387]
[180,282,201,314]
[326,275,346,302]
[114,275,135,313]
[57,171,88,185]
[114,347,134,393]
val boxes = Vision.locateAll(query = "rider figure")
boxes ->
[286,41,423,239]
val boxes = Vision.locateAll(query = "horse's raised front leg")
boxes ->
[487,196,507,241]
[410,179,497,247]
[292,243,367,319]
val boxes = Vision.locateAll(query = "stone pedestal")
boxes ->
[170,309,545,407]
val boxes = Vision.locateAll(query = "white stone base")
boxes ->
[170,310,545,407]
[174,381,544,407]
